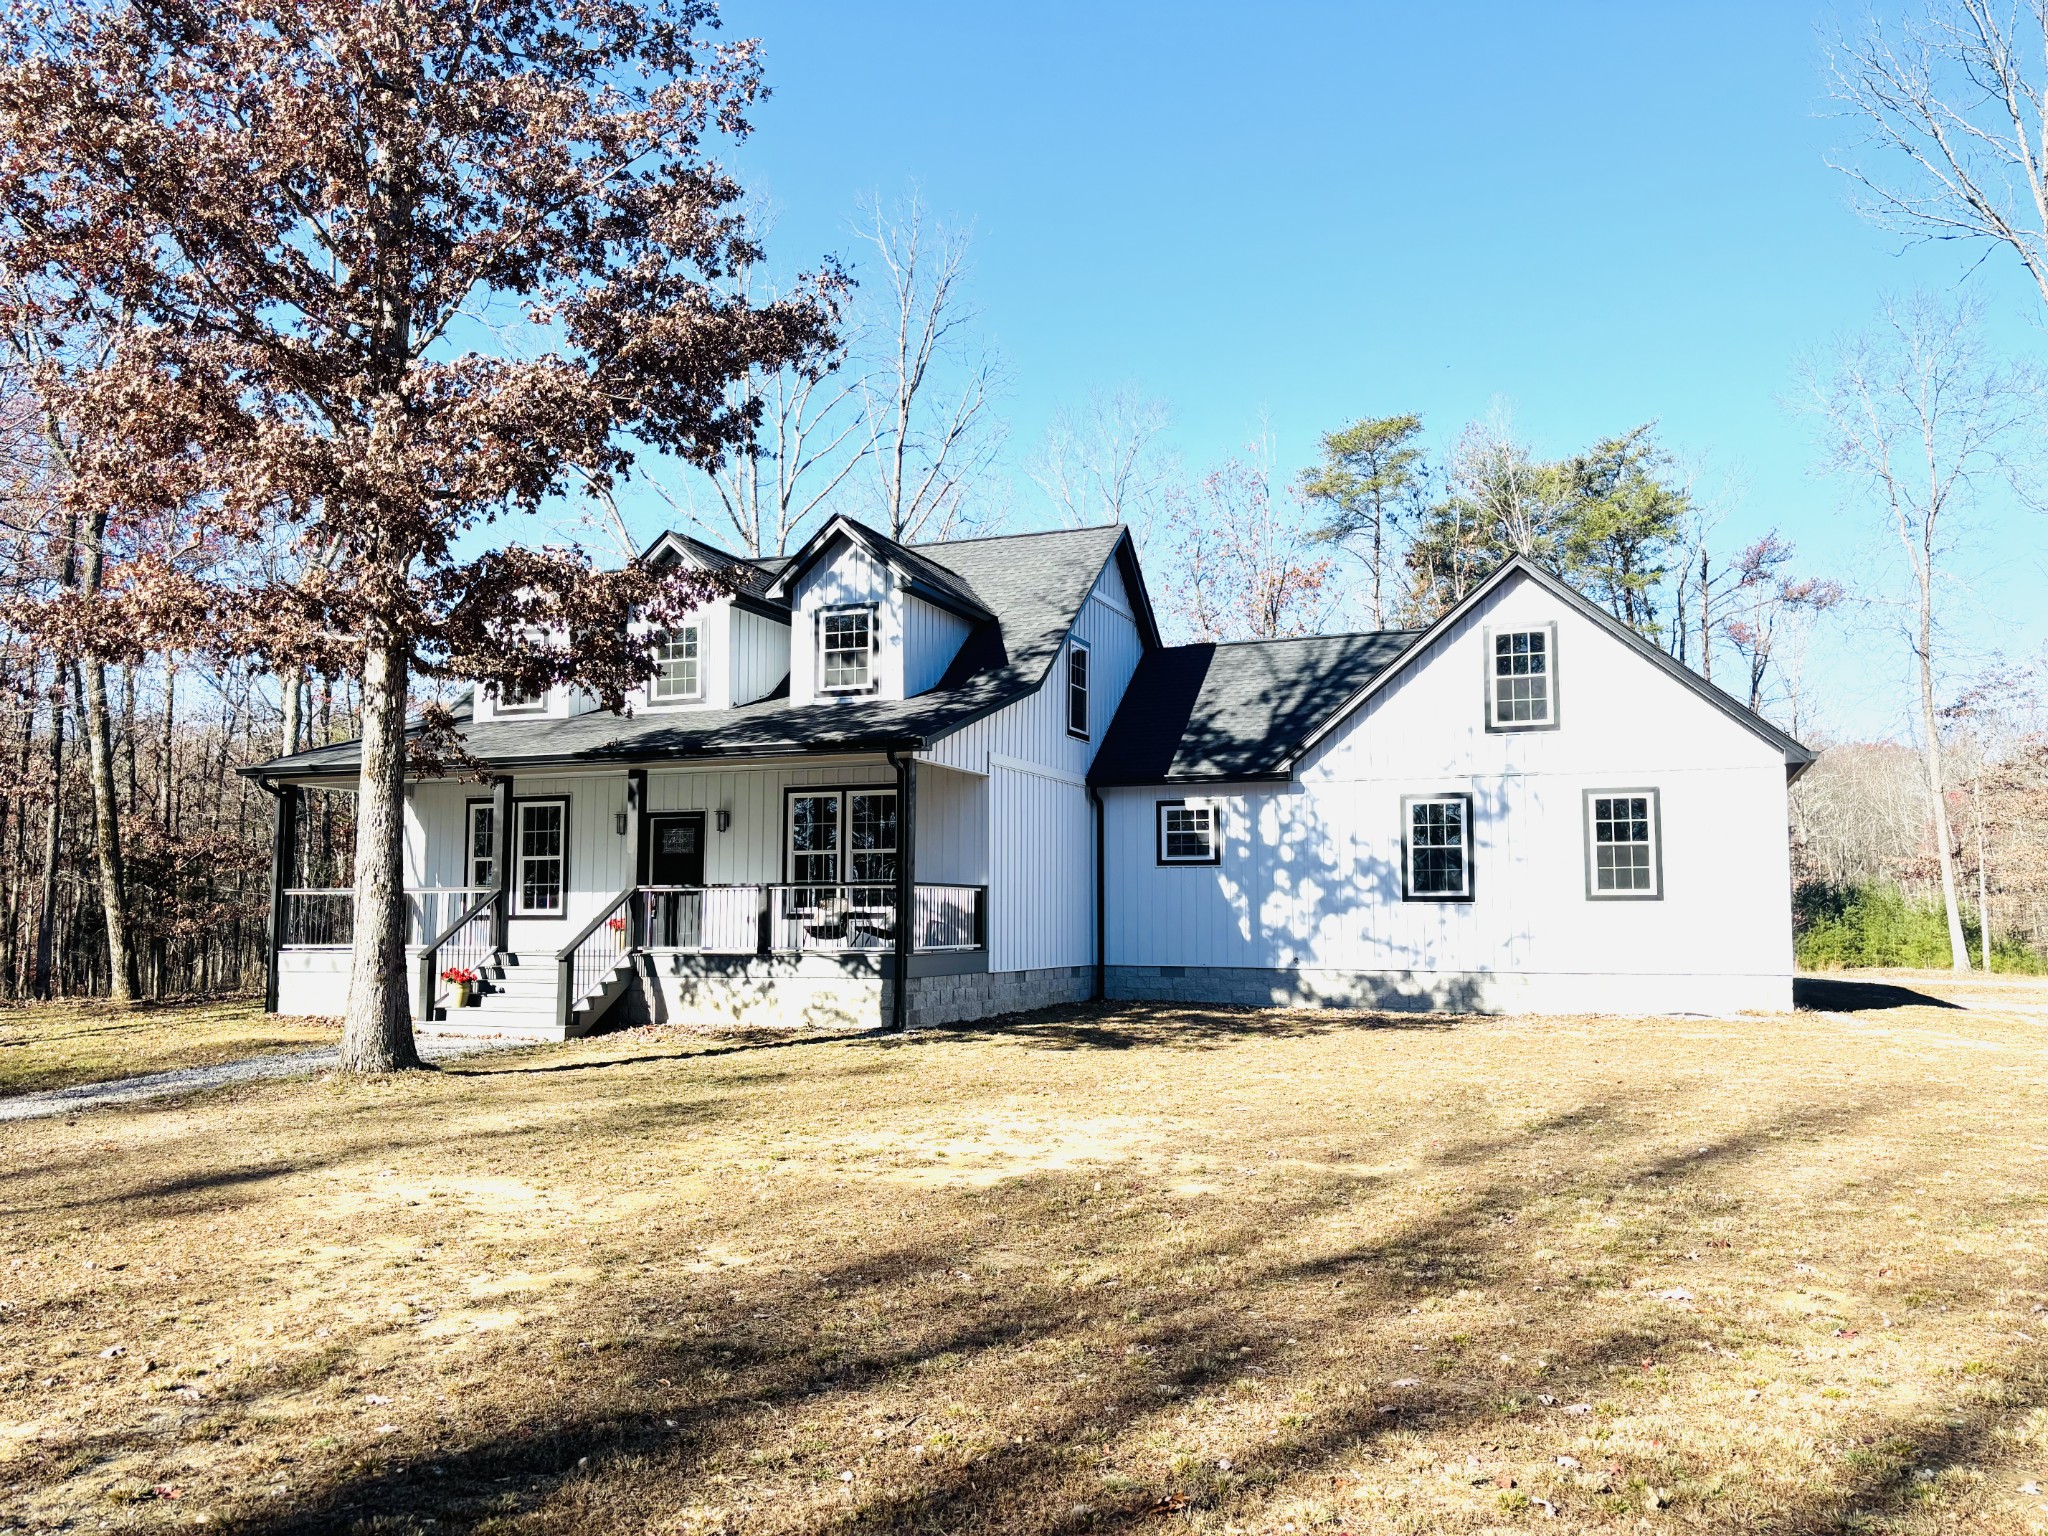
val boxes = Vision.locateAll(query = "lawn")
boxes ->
[0,997,336,1097]
[3,979,2046,1534]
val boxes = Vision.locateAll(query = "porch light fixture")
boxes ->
[614,812,628,835]
[715,807,731,833]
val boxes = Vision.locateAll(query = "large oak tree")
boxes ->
[0,0,836,1067]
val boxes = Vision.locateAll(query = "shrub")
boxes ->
[1794,881,2043,972]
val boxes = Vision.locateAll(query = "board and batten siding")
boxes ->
[1101,568,1795,1014]
[903,594,973,695]
[730,607,792,704]
[989,758,1092,972]
[789,541,895,703]
[919,553,1145,783]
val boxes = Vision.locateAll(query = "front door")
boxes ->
[646,813,706,947]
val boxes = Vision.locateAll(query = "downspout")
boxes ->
[888,750,916,1032]
[1088,785,1105,1003]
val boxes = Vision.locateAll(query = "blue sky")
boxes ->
[623,1,2048,740]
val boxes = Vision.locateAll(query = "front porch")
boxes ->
[265,754,1003,1038]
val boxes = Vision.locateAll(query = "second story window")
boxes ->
[1487,625,1556,730]
[819,605,875,693]
[1067,639,1091,738]
[492,683,546,717]
[652,625,701,702]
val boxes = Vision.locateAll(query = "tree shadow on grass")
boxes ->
[923,1000,1463,1053]
[147,1077,2046,1536]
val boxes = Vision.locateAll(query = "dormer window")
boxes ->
[1067,639,1091,739]
[492,684,546,717]
[1485,624,1557,731]
[651,625,701,702]
[819,605,876,694]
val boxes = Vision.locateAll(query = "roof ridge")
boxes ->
[1198,628,1420,648]
[907,522,1123,550]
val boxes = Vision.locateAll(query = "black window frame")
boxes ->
[1066,638,1091,740]
[1155,799,1221,866]
[1583,787,1663,901]
[781,784,899,891]
[1401,792,1476,902]
[1482,622,1560,733]
[816,603,879,695]
[463,798,496,891]
[510,796,570,919]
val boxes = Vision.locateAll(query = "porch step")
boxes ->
[422,951,635,1042]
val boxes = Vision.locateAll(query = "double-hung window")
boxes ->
[465,802,495,891]
[492,684,547,717]
[1067,639,1091,739]
[787,788,898,892]
[1156,800,1220,865]
[1585,789,1661,898]
[1402,793,1474,901]
[513,799,568,916]
[818,605,875,693]
[652,624,701,702]
[1485,624,1557,730]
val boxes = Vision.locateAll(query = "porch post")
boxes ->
[891,751,917,1033]
[263,781,299,1014]
[624,768,647,947]
[489,774,513,953]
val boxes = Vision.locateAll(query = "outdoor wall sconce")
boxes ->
[715,807,731,833]
[615,812,628,836]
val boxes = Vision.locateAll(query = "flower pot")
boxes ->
[451,981,471,1010]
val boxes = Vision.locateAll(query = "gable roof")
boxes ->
[640,530,788,617]
[766,515,994,623]
[1289,555,1815,775]
[248,522,1149,781]
[1089,631,1418,787]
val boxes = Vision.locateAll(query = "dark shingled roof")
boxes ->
[1088,630,1419,787]
[250,523,1141,780]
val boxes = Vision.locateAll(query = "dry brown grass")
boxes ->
[0,998,335,1097]
[3,977,2047,1534]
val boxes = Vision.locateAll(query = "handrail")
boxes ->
[555,887,636,1035]
[413,886,501,1023]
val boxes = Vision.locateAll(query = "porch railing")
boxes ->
[556,888,636,1034]
[408,887,490,947]
[281,888,353,947]
[636,884,763,954]
[414,887,501,1022]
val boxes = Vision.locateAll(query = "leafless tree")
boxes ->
[853,191,1005,543]
[1029,385,1173,539]
[1829,2,2048,316]
[1803,292,2044,970]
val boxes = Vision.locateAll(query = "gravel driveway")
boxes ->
[0,1034,532,1123]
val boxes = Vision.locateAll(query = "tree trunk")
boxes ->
[121,663,138,815]
[1916,593,1970,971]
[32,677,64,1000]
[340,639,420,1072]
[281,665,303,757]
[1973,776,1991,973]
[76,659,134,1005]
[76,509,135,1007]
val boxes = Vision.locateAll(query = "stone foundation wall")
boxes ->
[1106,964,1790,1018]
[896,964,1095,1029]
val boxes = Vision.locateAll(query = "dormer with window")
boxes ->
[769,516,992,704]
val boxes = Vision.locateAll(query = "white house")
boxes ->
[249,518,1811,1037]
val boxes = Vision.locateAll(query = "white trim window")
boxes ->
[651,624,702,702]
[818,605,876,693]
[1067,638,1091,739]
[491,684,548,717]
[465,801,496,890]
[1403,793,1473,901]
[1487,625,1556,729]
[513,799,568,916]
[1586,789,1662,899]
[1156,800,1219,865]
